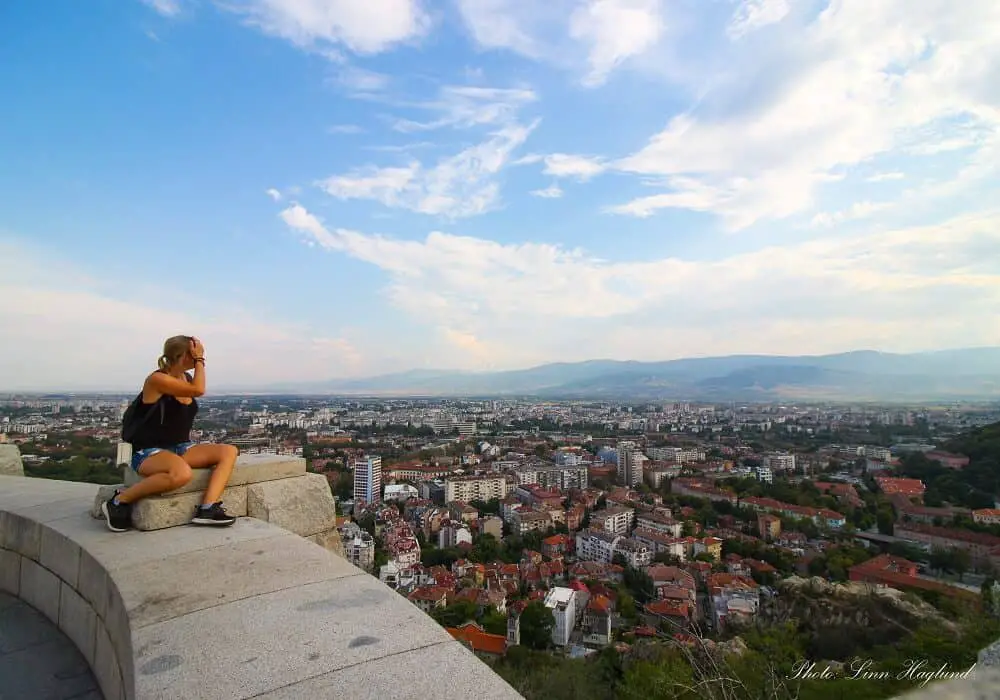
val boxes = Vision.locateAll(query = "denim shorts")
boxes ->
[130,442,197,472]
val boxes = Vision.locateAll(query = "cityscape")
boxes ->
[4,391,1000,697]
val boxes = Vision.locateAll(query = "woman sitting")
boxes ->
[101,335,238,532]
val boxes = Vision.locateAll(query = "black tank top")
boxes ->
[130,388,199,450]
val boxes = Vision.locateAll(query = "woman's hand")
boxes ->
[190,337,205,360]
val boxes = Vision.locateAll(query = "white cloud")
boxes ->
[316,121,538,218]
[867,172,905,182]
[453,0,548,58]
[281,203,1000,368]
[332,66,390,93]
[810,200,892,228]
[141,0,181,16]
[530,184,564,198]
[328,124,365,134]
[727,0,791,39]
[569,0,665,87]
[266,188,283,201]
[454,0,664,86]
[543,153,606,180]
[226,0,429,54]
[392,85,537,132]
[0,240,362,390]
[606,1,1000,229]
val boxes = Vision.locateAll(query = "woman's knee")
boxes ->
[222,444,239,462]
[170,463,193,489]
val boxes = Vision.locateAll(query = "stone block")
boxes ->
[0,444,23,476]
[132,574,454,699]
[122,453,306,494]
[0,549,19,595]
[0,510,40,559]
[105,584,131,673]
[91,484,123,519]
[247,472,336,537]
[59,581,98,666]
[78,548,112,621]
[131,484,247,531]
[94,621,124,700]
[117,533,359,629]
[253,639,526,700]
[20,557,61,624]
[307,528,345,557]
[40,526,81,587]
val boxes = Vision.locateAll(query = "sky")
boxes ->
[2,0,999,391]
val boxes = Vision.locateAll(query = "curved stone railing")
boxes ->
[0,466,524,699]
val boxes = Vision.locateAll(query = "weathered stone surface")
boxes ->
[131,485,248,531]
[0,548,20,595]
[94,621,124,700]
[122,453,306,494]
[20,557,61,625]
[307,528,345,557]
[117,533,357,629]
[254,639,525,700]
[0,475,96,512]
[40,526,81,587]
[59,582,98,666]
[248,472,337,537]
[132,574,454,699]
[0,444,23,476]
[0,511,41,558]
[50,512,284,570]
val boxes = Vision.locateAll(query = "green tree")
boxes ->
[431,601,478,628]
[480,607,508,636]
[519,601,555,650]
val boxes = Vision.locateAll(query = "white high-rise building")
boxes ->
[353,455,382,505]
[616,441,645,487]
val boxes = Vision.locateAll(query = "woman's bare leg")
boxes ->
[116,451,193,504]
[182,443,239,505]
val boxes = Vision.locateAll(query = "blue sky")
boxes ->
[2,0,999,390]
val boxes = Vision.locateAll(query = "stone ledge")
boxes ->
[0,474,524,700]
[121,452,306,494]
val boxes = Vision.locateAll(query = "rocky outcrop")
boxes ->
[765,575,956,633]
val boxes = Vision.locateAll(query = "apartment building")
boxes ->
[353,455,382,505]
[592,506,635,536]
[575,530,623,563]
[544,587,580,647]
[763,453,796,472]
[616,441,646,487]
[514,462,590,490]
[444,475,511,503]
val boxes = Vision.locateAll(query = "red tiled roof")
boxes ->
[447,622,507,656]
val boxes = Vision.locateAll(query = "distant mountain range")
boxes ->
[240,347,1000,401]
